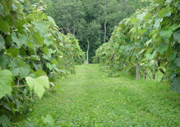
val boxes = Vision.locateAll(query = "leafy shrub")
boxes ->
[0,0,84,125]
[95,0,180,93]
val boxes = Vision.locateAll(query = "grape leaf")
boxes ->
[25,76,50,99]
[154,18,163,29]
[33,32,44,46]
[0,3,5,17]
[0,35,5,51]
[137,12,146,21]
[173,29,180,43]
[12,32,27,48]
[0,55,9,69]
[158,7,171,18]
[34,22,47,36]
[48,16,56,25]
[177,2,180,10]
[160,29,173,39]
[157,43,168,54]
[9,58,30,79]
[0,115,11,127]
[174,57,180,67]
[0,17,10,34]
[0,70,13,99]
[11,64,30,79]
[34,70,47,77]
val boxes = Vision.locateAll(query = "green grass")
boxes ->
[15,64,180,127]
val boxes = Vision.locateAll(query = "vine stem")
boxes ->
[12,85,28,88]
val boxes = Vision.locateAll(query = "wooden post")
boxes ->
[86,39,89,64]
[136,62,140,80]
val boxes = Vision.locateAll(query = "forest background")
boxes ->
[44,0,149,62]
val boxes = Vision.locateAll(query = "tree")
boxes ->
[46,0,149,63]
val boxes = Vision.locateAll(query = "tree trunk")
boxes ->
[86,39,89,64]
[72,28,75,35]
[144,71,147,79]
[104,20,107,43]
[121,63,123,70]
[152,69,156,80]
[63,27,71,33]
[136,62,140,80]
[72,6,76,35]
[104,0,107,43]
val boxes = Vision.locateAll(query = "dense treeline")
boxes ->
[46,0,149,63]
[0,0,84,125]
[95,0,180,93]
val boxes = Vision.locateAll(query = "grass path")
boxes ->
[16,64,180,127]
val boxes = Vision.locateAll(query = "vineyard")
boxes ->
[0,0,180,126]
[0,0,84,125]
[94,0,180,93]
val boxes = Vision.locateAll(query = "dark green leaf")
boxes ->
[157,43,168,55]
[173,29,180,43]
[34,70,47,77]
[12,32,27,48]
[0,55,9,69]
[0,17,10,34]
[174,57,180,67]
[0,3,5,17]
[177,2,180,10]
[0,115,11,127]
[0,35,5,51]
[9,58,30,79]
[160,29,173,39]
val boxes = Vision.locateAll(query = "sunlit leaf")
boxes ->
[0,70,13,99]
[25,76,50,99]
[48,16,56,25]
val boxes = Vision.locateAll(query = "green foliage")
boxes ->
[173,29,180,43]
[0,0,84,124]
[46,0,149,62]
[15,114,55,127]
[41,114,55,126]
[0,115,11,127]
[26,76,50,99]
[95,0,180,93]
[0,70,13,99]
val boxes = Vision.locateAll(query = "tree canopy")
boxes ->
[46,0,149,62]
